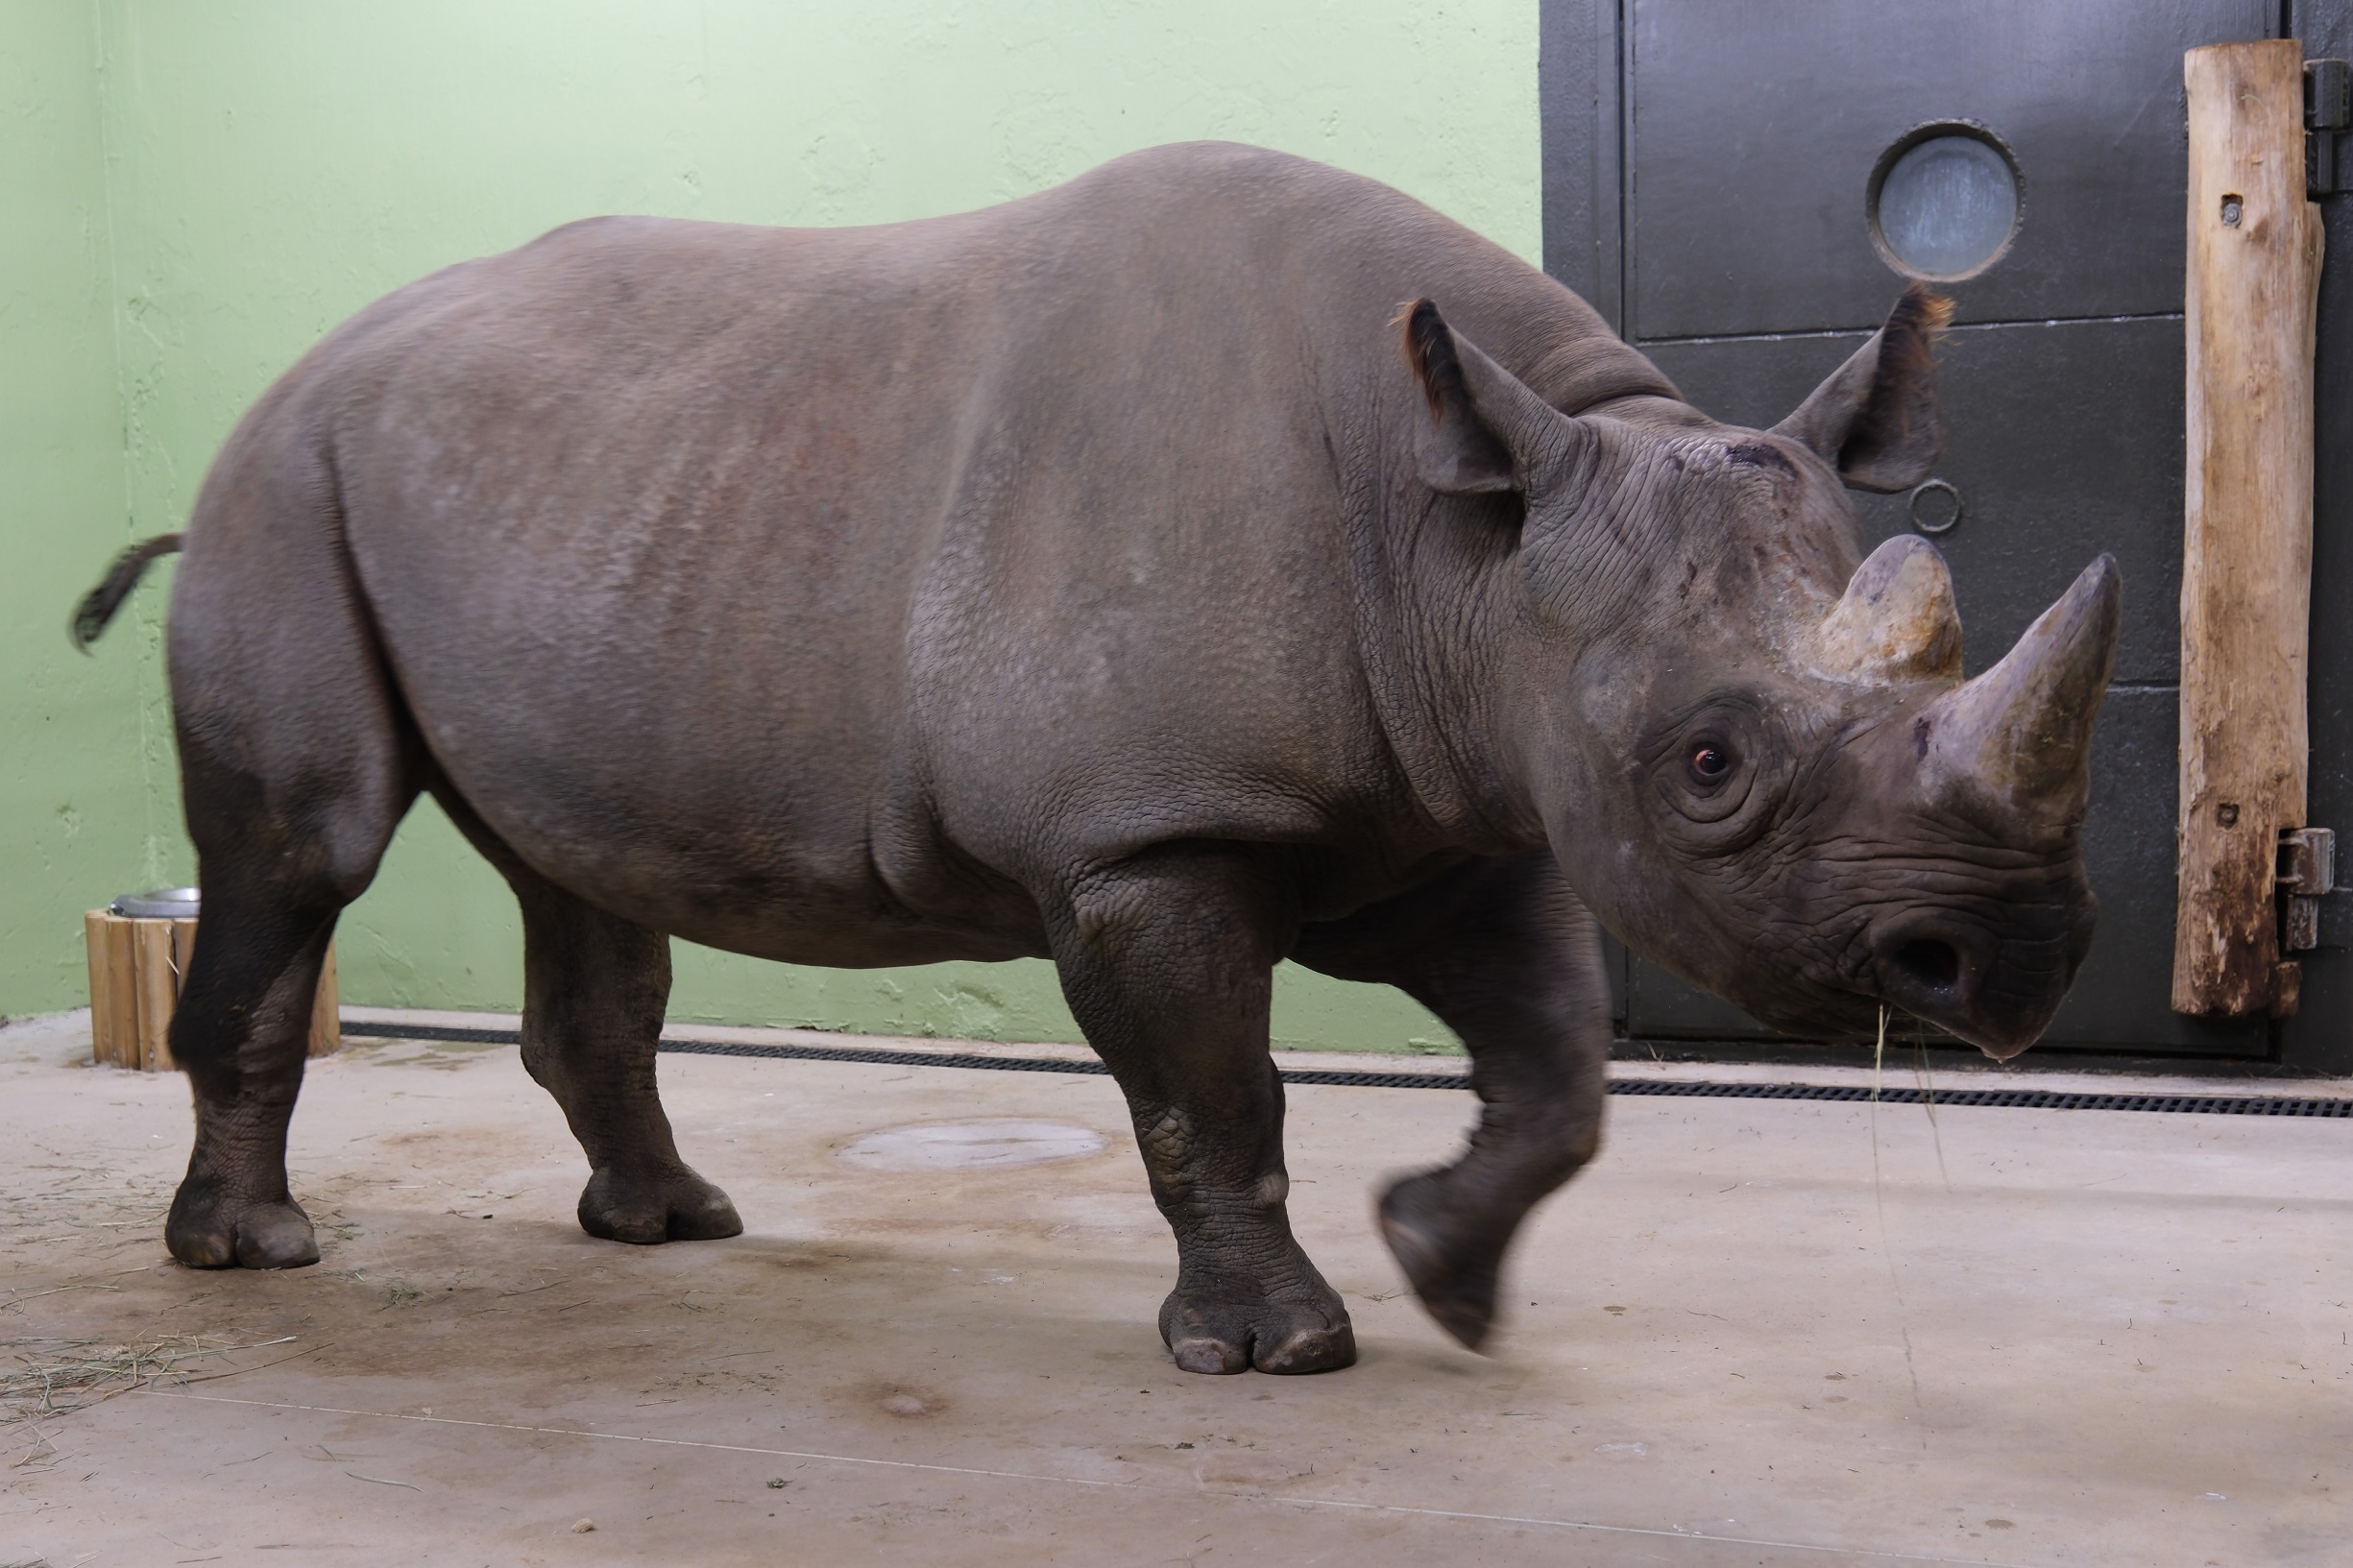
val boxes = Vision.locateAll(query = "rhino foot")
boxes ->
[577,1166,743,1245]
[1376,1171,1505,1352]
[1158,1280,1356,1375]
[166,1186,321,1270]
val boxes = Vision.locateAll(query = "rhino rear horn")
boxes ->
[1808,533,1963,684]
[1923,554,2122,818]
[1400,300,1593,495]
[1771,285,1953,494]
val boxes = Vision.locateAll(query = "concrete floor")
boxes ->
[1,1011,2347,1567]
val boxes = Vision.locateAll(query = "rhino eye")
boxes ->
[1688,742,1734,783]
[1650,697,1778,836]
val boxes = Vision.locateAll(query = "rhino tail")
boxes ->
[70,531,185,652]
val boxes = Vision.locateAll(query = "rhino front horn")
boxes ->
[1923,554,2123,816]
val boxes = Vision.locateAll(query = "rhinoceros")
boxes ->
[74,141,2116,1375]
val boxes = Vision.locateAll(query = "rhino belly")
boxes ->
[334,408,1040,963]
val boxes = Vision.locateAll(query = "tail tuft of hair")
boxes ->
[70,532,184,652]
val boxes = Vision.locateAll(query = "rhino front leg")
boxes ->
[1050,851,1354,1375]
[1298,852,1609,1351]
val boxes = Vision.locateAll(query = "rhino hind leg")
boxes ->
[164,885,353,1270]
[441,797,741,1245]
[164,461,422,1269]
[1298,853,1609,1351]
[1051,850,1354,1375]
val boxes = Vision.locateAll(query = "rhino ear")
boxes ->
[1400,300,1591,495]
[1770,284,1952,494]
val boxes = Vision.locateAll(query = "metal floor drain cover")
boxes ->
[836,1119,1108,1171]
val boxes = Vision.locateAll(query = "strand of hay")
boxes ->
[2,1334,295,1426]
[1869,1007,1928,1432]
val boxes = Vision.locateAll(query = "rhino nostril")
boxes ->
[1893,938,1961,993]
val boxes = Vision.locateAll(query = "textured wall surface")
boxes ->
[12,0,1541,1049]
[0,3,161,1017]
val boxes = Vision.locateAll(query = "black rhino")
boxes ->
[75,142,2117,1375]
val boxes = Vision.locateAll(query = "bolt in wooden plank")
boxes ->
[2173,40,2324,1017]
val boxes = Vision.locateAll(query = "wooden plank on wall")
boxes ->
[131,917,182,1072]
[309,941,340,1057]
[85,910,341,1070]
[85,910,137,1068]
[2173,39,2324,1018]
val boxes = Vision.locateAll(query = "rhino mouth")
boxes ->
[1863,898,2095,1059]
[1710,890,2090,1060]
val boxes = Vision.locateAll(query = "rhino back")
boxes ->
[222,142,1667,960]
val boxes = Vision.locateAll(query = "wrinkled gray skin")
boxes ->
[129,142,2118,1375]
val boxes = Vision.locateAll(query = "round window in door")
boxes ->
[1868,122,2022,281]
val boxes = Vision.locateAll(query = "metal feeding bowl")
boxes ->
[110,886,201,919]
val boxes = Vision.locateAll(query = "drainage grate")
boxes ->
[1606,1078,2353,1116]
[345,1023,2353,1117]
[664,1037,1116,1077]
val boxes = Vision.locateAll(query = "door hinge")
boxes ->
[2279,826,2336,952]
[2308,59,2350,195]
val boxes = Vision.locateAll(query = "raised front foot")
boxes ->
[577,1165,743,1245]
[1159,1275,1356,1375]
[166,1183,321,1270]
[1377,1170,1507,1351]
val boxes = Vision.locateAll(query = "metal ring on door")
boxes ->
[1907,477,1963,535]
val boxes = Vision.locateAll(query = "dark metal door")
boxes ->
[1540,0,2335,1059]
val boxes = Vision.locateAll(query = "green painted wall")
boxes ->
[0,2,167,1019]
[11,0,1541,1051]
